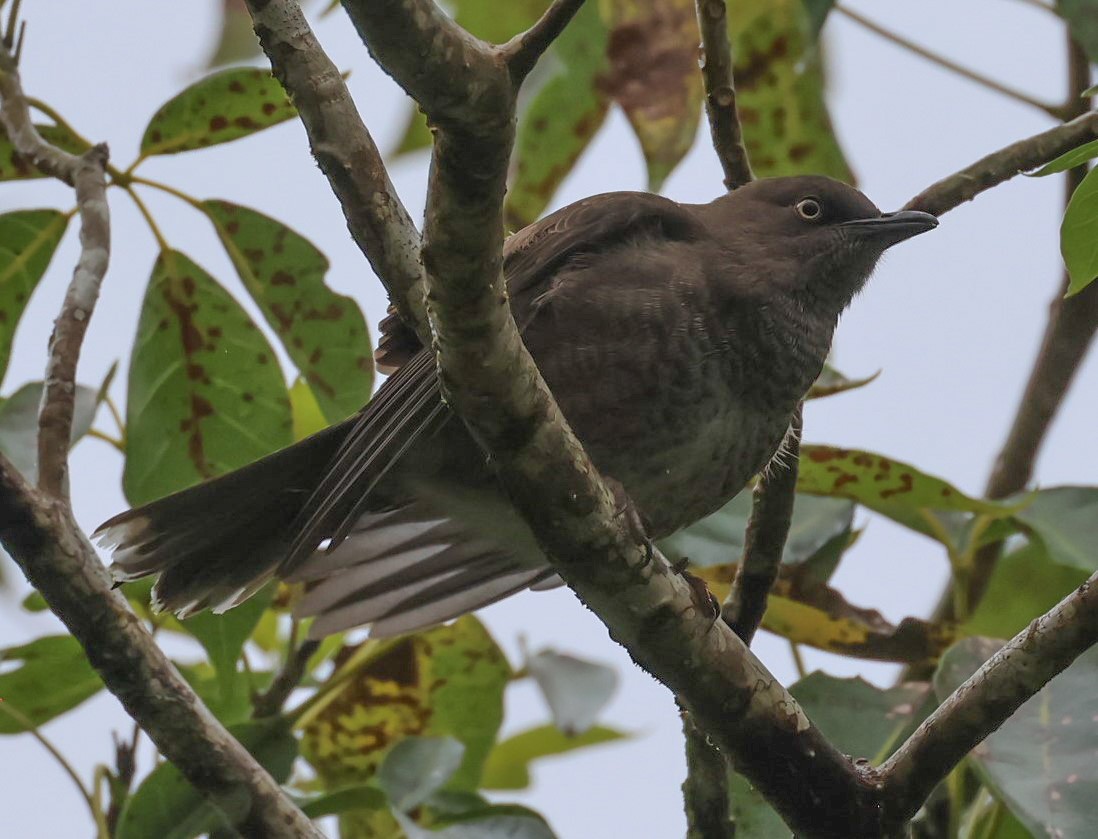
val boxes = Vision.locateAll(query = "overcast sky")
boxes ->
[2,1,1094,837]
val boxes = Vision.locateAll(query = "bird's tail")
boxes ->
[94,421,351,617]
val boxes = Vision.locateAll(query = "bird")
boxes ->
[95,176,937,639]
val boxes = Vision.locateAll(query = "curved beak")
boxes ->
[841,210,939,247]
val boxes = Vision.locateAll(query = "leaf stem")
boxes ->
[0,701,109,838]
[122,186,169,251]
[130,175,206,212]
[86,427,125,452]
[836,5,1064,119]
[284,635,403,726]
[789,641,808,679]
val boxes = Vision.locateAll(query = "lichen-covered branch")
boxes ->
[694,0,753,189]
[0,460,324,839]
[244,0,428,339]
[0,42,110,499]
[880,570,1098,830]
[723,406,802,644]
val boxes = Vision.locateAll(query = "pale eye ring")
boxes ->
[795,197,822,221]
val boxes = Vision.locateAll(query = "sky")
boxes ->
[2,1,1094,837]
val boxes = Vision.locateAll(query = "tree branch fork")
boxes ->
[3,0,1098,836]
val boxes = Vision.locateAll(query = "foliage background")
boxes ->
[0,0,1093,836]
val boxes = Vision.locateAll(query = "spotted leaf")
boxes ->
[798,445,1014,543]
[139,68,296,158]
[730,0,853,181]
[601,0,704,191]
[203,200,373,422]
[123,249,292,505]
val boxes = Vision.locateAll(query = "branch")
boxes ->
[836,5,1064,119]
[722,406,802,644]
[0,460,323,838]
[904,110,1098,216]
[244,0,429,339]
[503,0,587,84]
[681,710,734,839]
[0,40,110,499]
[879,569,1098,829]
[694,0,753,189]
[252,637,320,719]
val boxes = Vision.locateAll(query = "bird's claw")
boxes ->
[606,477,655,567]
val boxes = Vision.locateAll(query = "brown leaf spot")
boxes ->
[181,275,197,297]
[261,102,277,116]
[186,363,206,381]
[148,129,163,145]
[209,115,229,132]
[257,352,269,364]
[832,473,858,490]
[789,143,813,163]
[309,347,323,365]
[228,80,246,94]
[208,326,222,339]
[226,220,240,235]
[880,473,914,499]
[242,392,254,403]
[271,270,295,286]
[245,248,266,264]
[601,6,697,120]
[233,116,260,130]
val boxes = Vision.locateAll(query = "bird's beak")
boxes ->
[841,210,939,247]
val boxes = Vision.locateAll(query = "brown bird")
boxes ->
[96,176,936,638]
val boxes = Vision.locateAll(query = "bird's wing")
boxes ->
[281,193,706,599]
[373,191,706,369]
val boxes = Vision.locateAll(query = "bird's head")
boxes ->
[708,175,938,314]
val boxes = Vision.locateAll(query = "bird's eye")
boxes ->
[795,197,822,221]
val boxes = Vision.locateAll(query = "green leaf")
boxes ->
[0,124,87,181]
[936,638,1098,839]
[0,381,99,481]
[601,0,704,191]
[1058,0,1098,63]
[525,649,618,735]
[179,584,274,710]
[801,0,836,40]
[806,365,879,400]
[379,736,466,812]
[506,0,611,228]
[116,718,297,839]
[139,68,296,158]
[798,446,1011,543]
[661,491,854,571]
[1014,486,1098,571]
[731,672,932,835]
[297,785,388,819]
[1028,138,1098,177]
[123,249,293,505]
[480,725,627,790]
[396,805,557,839]
[289,376,330,440]
[0,635,103,733]
[202,200,373,422]
[204,0,262,69]
[963,542,1089,639]
[958,789,1032,839]
[0,210,70,385]
[730,0,853,182]
[1061,167,1098,295]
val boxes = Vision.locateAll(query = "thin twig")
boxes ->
[879,569,1098,829]
[503,0,587,84]
[904,111,1098,216]
[836,5,1064,119]
[244,0,429,341]
[723,406,802,644]
[681,709,734,839]
[252,637,320,719]
[0,700,108,838]
[0,39,111,500]
[694,0,753,189]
